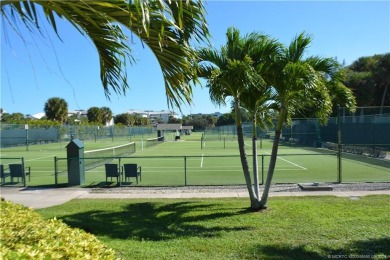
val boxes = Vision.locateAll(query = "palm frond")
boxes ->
[2,0,132,98]
[287,32,312,62]
[1,0,210,109]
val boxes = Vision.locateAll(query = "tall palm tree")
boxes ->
[240,86,275,199]
[44,97,68,123]
[197,27,279,209]
[259,33,356,209]
[1,0,209,108]
[238,36,281,199]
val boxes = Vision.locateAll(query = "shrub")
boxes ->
[0,199,118,259]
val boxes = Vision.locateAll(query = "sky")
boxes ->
[1,1,389,118]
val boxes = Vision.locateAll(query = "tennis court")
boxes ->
[1,132,388,187]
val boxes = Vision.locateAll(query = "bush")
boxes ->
[0,199,118,259]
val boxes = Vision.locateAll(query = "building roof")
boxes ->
[156,124,182,130]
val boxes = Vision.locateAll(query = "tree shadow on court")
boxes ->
[56,201,251,240]
[248,237,390,260]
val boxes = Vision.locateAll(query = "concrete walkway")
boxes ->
[1,186,389,209]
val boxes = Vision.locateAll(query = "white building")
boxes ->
[68,110,88,118]
[26,112,46,120]
[124,109,179,124]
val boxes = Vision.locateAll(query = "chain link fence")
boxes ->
[0,125,155,149]
[52,153,345,187]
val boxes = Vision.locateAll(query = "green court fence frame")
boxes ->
[53,152,351,187]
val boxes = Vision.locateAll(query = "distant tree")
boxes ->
[153,117,165,125]
[26,119,62,127]
[100,107,113,125]
[87,107,102,124]
[1,112,25,123]
[343,53,390,109]
[206,115,217,128]
[375,54,390,110]
[182,114,214,130]
[129,114,137,126]
[141,117,150,126]
[44,97,68,123]
[134,114,143,126]
[114,113,132,126]
[216,113,235,126]
[168,115,182,124]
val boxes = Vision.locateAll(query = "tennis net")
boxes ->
[145,136,164,148]
[84,142,136,170]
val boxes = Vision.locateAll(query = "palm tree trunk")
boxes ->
[259,107,286,209]
[252,114,259,199]
[234,101,260,209]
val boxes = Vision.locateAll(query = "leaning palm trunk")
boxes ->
[252,114,260,199]
[259,107,286,209]
[234,101,260,209]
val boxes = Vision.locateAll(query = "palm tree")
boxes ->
[238,37,281,199]
[44,97,68,123]
[1,0,209,108]
[259,33,356,209]
[240,86,275,199]
[100,107,113,125]
[87,107,102,124]
[197,27,279,209]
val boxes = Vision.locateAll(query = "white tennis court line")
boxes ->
[265,152,307,170]
[200,154,204,168]
[25,155,56,162]
[243,141,307,170]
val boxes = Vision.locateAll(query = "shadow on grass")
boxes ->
[58,201,250,240]
[250,237,390,260]
[327,237,390,257]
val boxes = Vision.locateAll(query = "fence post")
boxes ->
[261,155,264,185]
[54,156,58,186]
[118,157,122,186]
[337,105,342,183]
[25,124,29,151]
[21,157,26,187]
[184,156,187,186]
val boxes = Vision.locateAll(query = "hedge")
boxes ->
[0,198,119,259]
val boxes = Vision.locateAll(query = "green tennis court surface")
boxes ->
[1,133,389,187]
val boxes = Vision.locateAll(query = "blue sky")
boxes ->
[1,1,389,117]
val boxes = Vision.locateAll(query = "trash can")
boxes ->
[66,139,85,186]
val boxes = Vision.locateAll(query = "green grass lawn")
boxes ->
[37,195,390,259]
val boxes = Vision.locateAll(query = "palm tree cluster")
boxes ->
[87,107,113,125]
[197,27,356,210]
